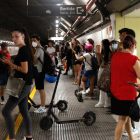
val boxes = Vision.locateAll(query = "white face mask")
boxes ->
[32,42,37,47]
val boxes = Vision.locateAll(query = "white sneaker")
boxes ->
[122,128,138,136]
[22,136,33,140]
[132,128,138,135]
[34,106,46,113]
[81,91,87,95]
[95,103,104,108]
[0,100,7,105]
[104,104,109,108]
[86,88,90,93]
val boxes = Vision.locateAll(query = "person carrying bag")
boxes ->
[2,28,34,140]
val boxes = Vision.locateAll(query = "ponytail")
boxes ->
[12,28,34,64]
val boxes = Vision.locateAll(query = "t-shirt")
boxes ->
[83,53,94,71]
[46,47,55,61]
[73,45,81,60]
[34,46,44,73]
[0,51,11,69]
[14,46,33,85]
[110,51,139,100]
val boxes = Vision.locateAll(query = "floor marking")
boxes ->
[5,87,36,140]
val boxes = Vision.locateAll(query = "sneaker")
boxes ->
[63,73,68,75]
[132,128,138,135]
[86,88,90,93]
[95,103,104,108]
[22,136,33,140]
[104,104,109,108]
[81,91,87,95]
[34,106,46,113]
[0,100,7,105]
[122,128,138,136]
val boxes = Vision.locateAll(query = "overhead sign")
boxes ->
[28,5,86,16]
[49,37,64,40]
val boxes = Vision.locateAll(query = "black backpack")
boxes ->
[37,47,55,75]
[85,53,99,71]
[0,52,7,74]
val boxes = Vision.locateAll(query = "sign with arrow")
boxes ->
[28,5,86,16]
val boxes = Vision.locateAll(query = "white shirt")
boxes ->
[46,47,55,60]
[83,53,95,71]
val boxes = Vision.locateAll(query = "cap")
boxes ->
[111,38,120,42]
[85,44,93,50]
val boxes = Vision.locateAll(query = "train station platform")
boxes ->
[0,71,136,140]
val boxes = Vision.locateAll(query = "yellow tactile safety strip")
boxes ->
[5,87,36,140]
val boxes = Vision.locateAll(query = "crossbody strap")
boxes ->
[84,53,93,67]
[36,47,45,66]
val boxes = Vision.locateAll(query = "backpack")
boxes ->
[0,52,7,74]
[37,47,55,75]
[85,53,99,71]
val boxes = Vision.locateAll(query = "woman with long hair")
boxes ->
[95,39,112,108]
[70,38,83,85]
[2,28,34,140]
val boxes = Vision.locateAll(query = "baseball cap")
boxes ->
[85,44,93,50]
[111,38,120,42]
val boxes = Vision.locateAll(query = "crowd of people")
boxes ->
[0,27,140,140]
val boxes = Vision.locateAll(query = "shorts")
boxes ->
[0,70,9,87]
[84,69,97,78]
[35,72,45,90]
[72,59,82,65]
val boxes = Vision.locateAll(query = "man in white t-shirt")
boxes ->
[46,41,55,64]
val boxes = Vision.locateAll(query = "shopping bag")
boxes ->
[5,76,26,98]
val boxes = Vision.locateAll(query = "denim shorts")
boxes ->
[0,70,9,87]
[84,69,97,78]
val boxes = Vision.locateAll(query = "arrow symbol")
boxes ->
[81,9,84,12]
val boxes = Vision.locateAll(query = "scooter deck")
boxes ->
[55,117,86,124]
[33,104,57,108]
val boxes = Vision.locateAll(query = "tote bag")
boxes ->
[5,76,26,98]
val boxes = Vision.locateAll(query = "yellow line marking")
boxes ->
[5,87,36,140]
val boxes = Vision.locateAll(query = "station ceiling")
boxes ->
[0,0,140,43]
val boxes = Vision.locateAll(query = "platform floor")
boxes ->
[0,71,135,140]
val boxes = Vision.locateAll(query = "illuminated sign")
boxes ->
[49,37,64,40]
[28,5,86,16]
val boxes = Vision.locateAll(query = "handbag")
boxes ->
[97,64,111,93]
[97,52,116,93]
[5,76,26,98]
[129,93,140,122]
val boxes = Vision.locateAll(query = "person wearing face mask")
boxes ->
[111,38,120,51]
[31,35,47,114]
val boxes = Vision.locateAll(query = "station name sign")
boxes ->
[28,5,86,16]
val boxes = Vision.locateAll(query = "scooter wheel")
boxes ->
[83,111,96,126]
[77,94,83,102]
[74,88,83,97]
[40,116,53,130]
[57,100,68,111]
[28,102,31,110]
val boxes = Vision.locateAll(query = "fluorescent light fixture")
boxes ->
[56,24,59,27]
[61,32,64,35]
[56,30,58,33]
[49,37,64,40]
[61,17,71,27]
[57,4,61,6]
[56,20,59,23]
[56,34,58,37]
[60,22,69,29]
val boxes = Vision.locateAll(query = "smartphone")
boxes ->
[127,81,138,87]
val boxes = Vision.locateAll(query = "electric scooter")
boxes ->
[40,65,96,130]
[28,97,68,111]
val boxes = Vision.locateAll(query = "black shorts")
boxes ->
[111,93,134,116]
[72,59,82,65]
[35,72,45,90]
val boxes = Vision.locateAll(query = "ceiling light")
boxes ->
[61,32,64,35]
[57,4,61,6]
[56,24,59,27]
[56,30,58,33]
[56,20,59,24]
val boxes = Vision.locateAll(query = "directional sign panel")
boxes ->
[28,5,86,16]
